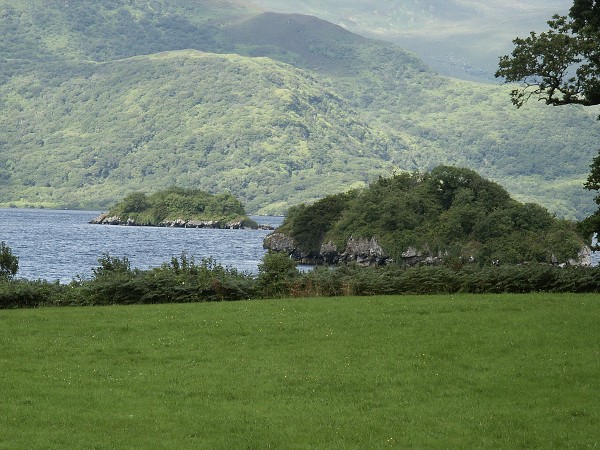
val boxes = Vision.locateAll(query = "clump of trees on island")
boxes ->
[91,186,259,229]
[268,166,588,266]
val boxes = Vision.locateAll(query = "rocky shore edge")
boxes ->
[89,213,274,230]
[263,232,395,266]
[263,232,593,267]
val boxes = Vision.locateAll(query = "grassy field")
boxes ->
[1,294,599,448]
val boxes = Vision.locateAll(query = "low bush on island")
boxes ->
[91,186,258,228]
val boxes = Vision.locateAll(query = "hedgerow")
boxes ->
[1,252,599,309]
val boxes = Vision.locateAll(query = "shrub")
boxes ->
[0,280,67,309]
[83,254,141,305]
[256,251,299,298]
[0,242,19,281]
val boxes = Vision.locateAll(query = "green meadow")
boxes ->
[1,294,599,449]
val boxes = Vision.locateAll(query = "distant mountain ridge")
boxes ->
[0,0,598,219]
[247,0,574,81]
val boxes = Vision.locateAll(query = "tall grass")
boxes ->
[1,294,599,448]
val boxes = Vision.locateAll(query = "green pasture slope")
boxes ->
[1,294,599,448]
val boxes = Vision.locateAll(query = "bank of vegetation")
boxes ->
[2,164,600,309]
[1,251,599,309]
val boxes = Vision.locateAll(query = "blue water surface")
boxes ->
[0,208,283,283]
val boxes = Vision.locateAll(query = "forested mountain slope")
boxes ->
[1,51,394,212]
[1,0,598,217]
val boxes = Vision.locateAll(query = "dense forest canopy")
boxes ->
[275,167,586,266]
[1,0,599,218]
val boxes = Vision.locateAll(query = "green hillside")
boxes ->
[1,0,599,218]
[0,0,253,62]
[0,50,393,212]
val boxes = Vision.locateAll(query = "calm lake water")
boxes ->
[1,208,598,283]
[0,208,284,283]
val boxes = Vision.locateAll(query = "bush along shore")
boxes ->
[1,252,600,309]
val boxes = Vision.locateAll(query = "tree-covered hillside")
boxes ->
[0,50,394,212]
[1,0,598,218]
[0,0,253,62]
[221,12,600,218]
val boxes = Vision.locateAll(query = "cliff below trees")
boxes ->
[264,166,591,267]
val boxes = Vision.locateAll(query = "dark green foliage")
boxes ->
[108,186,255,226]
[0,242,19,281]
[1,252,600,309]
[0,280,68,309]
[83,254,141,305]
[81,253,256,306]
[119,192,150,213]
[276,167,586,265]
[280,191,357,253]
[145,255,256,303]
[496,1,600,108]
[256,251,299,298]
[290,264,600,298]
[570,0,600,32]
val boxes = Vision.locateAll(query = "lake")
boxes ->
[0,208,284,283]
[1,208,598,283]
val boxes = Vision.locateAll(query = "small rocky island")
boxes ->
[264,166,592,267]
[90,187,266,229]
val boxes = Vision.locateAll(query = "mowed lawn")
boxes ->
[1,294,599,449]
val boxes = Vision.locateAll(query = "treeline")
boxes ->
[1,252,599,309]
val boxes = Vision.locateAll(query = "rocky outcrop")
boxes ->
[338,237,391,266]
[89,214,131,225]
[263,233,397,266]
[566,245,593,267]
[264,231,594,268]
[89,213,265,229]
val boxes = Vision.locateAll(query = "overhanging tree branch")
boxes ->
[496,14,600,108]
